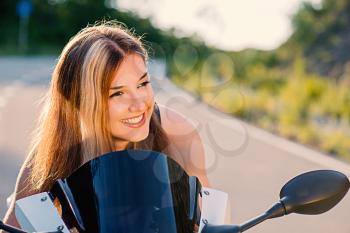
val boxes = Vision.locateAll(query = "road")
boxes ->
[0,57,349,232]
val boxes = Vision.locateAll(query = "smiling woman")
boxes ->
[1,21,210,232]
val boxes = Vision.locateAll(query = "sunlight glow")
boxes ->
[115,0,322,51]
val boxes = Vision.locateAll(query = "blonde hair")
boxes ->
[29,22,170,192]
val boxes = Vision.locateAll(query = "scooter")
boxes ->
[0,150,349,233]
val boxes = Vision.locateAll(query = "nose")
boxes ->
[128,94,147,113]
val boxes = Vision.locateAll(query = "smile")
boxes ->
[121,113,146,128]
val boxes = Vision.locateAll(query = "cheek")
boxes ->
[108,100,125,123]
[146,87,155,104]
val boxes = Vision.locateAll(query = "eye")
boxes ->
[109,91,124,98]
[137,81,150,88]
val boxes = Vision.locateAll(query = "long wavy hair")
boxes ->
[29,22,170,192]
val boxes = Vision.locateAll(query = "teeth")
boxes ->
[121,114,143,124]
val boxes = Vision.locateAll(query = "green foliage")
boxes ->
[321,130,350,161]
[174,48,350,160]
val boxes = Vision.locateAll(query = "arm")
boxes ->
[158,105,210,187]
[159,105,233,224]
[1,154,37,232]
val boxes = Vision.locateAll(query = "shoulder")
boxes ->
[157,104,197,139]
[157,104,210,187]
[12,153,38,204]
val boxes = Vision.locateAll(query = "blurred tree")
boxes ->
[289,0,350,79]
[0,0,20,52]
[0,0,210,59]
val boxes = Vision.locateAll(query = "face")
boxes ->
[108,54,154,150]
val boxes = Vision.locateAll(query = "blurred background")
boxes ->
[1,0,349,161]
[0,0,350,232]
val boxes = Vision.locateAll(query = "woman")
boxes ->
[2,22,210,230]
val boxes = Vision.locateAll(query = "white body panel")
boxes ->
[15,192,69,233]
[199,187,228,232]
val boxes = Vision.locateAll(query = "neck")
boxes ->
[113,139,130,151]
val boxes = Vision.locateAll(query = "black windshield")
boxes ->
[50,150,201,233]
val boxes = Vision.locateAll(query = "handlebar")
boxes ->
[0,220,61,233]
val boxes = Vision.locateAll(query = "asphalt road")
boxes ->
[0,57,349,233]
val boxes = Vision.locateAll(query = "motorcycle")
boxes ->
[0,150,349,233]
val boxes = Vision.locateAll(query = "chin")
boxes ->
[130,129,150,142]
[116,125,150,144]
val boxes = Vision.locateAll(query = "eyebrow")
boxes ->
[110,72,148,90]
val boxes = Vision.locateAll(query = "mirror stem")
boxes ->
[239,212,269,232]
[240,202,286,232]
